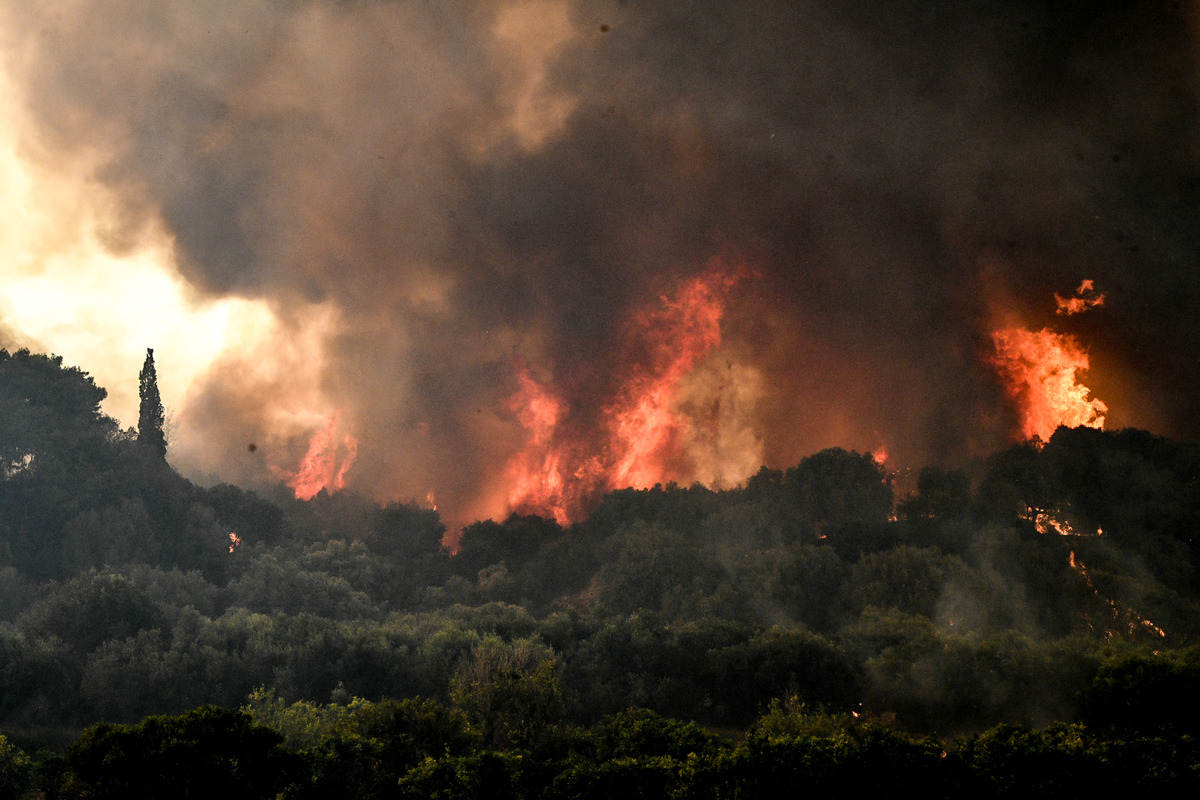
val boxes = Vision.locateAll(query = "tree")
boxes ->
[66,706,303,800]
[137,348,167,459]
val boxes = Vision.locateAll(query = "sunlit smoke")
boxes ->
[0,62,275,429]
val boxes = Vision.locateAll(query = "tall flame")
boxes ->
[505,368,573,524]
[505,263,753,522]
[272,413,360,500]
[991,328,1107,442]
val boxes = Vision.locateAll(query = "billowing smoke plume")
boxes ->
[2,2,1198,526]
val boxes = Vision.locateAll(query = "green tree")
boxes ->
[137,348,167,458]
[66,706,303,800]
[0,733,33,799]
[450,636,564,750]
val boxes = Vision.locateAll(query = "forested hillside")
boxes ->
[2,348,1199,796]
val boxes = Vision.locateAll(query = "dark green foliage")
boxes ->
[899,467,972,521]
[18,571,162,655]
[456,514,564,576]
[588,708,725,762]
[203,484,287,547]
[546,755,681,800]
[397,751,528,800]
[8,348,1200,765]
[65,706,302,800]
[293,697,478,800]
[701,726,951,800]
[0,733,33,799]
[334,697,478,771]
[1078,649,1200,735]
[0,349,116,475]
[783,448,893,528]
[136,348,167,459]
[450,637,565,750]
[706,628,859,726]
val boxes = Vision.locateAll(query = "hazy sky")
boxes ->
[2,1,1198,524]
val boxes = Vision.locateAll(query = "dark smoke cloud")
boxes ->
[4,1,1198,522]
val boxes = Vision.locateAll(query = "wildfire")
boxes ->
[991,328,1107,442]
[1055,279,1106,316]
[1068,550,1166,640]
[505,367,573,524]
[991,279,1108,443]
[505,262,754,523]
[1027,508,1102,537]
[272,413,360,500]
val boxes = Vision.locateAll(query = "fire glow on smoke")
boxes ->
[271,414,360,501]
[504,262,760,524]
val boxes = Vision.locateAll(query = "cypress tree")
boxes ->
[137,348,167,458]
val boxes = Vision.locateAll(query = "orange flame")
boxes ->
[606,267,747,488]
[1055,279,1106,316]
[991,327,1107,442]
[505,367,573,524]
[274,413,360,500]
[1068,550,1166,640]
[506,263,752,522]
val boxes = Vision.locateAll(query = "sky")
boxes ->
[1,1,1198,526]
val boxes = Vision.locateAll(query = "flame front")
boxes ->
[505,368,572,524]
[991,328,1107,442]
[1068,550,1166,640]
[273,414,360,501]
[505,263,754,522]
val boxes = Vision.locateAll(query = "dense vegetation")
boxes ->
[2,347,1199,795]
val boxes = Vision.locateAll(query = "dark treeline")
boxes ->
[2,348,1199,795]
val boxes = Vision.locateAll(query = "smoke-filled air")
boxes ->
[2,1,1199,528]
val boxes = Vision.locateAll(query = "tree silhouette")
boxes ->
[137,348,167,458]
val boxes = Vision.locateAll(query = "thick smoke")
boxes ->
[2,1,1198,525]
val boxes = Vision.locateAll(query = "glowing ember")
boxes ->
[1029,509,1102,537]
[273,413,360,500]
[228,532,242,554]
[1068,550,1166,640]
[505,262,753,522]
[1055,279,1106,316]
[991,327,1107,442]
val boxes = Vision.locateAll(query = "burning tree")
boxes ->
[137,348,167,459]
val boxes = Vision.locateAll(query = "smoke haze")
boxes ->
[2,1,1198,525]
